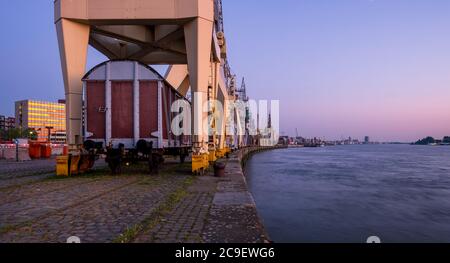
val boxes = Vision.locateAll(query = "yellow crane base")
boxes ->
[56,155,80,176]
[208,150,217,163]
[56,154,95,176]
[56,155,70,176]
[192,153,209,175]
[216,147,231,159]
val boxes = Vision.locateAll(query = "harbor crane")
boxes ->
[55,0,239,173]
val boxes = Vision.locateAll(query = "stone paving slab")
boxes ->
[203,205,268,243]
[203,149,271,243]
[213,192,254,206]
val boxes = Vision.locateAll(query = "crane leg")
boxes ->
[56,19,90,150]
[184,17,213,173]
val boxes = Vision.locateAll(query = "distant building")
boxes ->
[278,136,289,145]
[50,131,67,144]
[0,115,15,131]
[15,100,66,143]
[364,136,370,144]
[0,115,5,131]
[6,117,15,129]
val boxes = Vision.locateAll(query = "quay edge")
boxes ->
[206,145,286,243]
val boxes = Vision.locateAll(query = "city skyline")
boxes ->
[1,0,450,142]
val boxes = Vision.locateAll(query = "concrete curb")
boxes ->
[207,145,286,243]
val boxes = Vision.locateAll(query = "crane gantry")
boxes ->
[55,0,241,173]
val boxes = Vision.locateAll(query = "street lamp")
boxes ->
[45,126,54,143]
[28,128,39,141]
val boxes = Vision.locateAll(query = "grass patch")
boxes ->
[114,224,142,243]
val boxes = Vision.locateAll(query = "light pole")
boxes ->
[45,126,54,143]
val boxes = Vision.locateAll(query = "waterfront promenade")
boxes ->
[0,148,272,243]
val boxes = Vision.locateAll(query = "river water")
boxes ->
[245,145,450,243]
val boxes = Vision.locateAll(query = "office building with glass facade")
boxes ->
[15,100,66,143]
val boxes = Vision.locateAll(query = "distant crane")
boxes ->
[236,77,249,102]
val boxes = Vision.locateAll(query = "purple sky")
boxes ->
[1,0,450,142]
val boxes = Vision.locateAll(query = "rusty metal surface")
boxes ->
[139,81,158,138]
[111,81,133,139]
[86,81,106,139]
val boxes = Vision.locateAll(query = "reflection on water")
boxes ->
[245,145,450,243]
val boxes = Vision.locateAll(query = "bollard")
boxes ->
[213,162,226,177]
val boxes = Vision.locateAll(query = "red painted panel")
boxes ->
[86,81,105,139]
[139,81,158,138]
[112,81,133,139]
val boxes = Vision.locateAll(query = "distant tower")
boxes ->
[364,136,370,144]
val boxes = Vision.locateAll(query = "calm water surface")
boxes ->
[245,145,450,243]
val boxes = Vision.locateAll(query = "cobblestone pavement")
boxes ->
[0,159,58,189]
[0,152,270,243]
[0,158,107,189]
[134,154,270,243]
[134,176,218,243]
[0,158,61,179]
[0,160,193,243]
